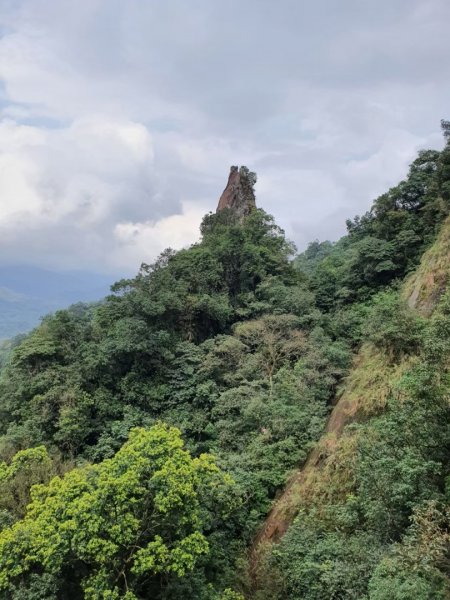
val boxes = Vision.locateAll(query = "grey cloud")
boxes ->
[0,0,449,276]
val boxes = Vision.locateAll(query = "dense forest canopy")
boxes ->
[0,123,448,598]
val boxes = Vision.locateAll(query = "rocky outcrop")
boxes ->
[216,166,257,218]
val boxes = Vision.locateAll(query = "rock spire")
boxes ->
[216,166,257,218]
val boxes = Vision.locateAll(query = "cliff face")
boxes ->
[216,166,257,218]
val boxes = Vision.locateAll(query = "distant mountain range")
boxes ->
[0,266,117,340]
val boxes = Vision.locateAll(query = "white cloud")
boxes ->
[113,200,208,270]
[0,116,161,270]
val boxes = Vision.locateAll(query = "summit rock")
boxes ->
[216,166,257,218]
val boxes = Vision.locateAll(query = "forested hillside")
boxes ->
[0,127,449,599]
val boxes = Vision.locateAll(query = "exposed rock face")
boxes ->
[216,166,257,218]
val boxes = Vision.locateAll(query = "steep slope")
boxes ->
[249,216,450,593]
[404,215,450,315]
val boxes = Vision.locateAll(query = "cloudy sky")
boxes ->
[0,0,449,277]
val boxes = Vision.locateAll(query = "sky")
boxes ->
[0,0,449,278]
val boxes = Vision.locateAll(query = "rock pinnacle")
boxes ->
[216,166,257,218]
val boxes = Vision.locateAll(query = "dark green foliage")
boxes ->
[367,501,450,599]
[296,139,450,311]
[273,516,385,599]
[0,210,304,459]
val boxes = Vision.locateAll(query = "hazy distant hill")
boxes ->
[0,266,115,339]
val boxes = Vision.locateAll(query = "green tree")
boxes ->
[0,424,236,599]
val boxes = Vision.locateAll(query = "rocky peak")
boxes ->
[216,166,257,218]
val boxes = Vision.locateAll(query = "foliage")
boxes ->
[363,290,424,362]
[273,514,385,599]
[0,424,236,599]
[367,501,450,600]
